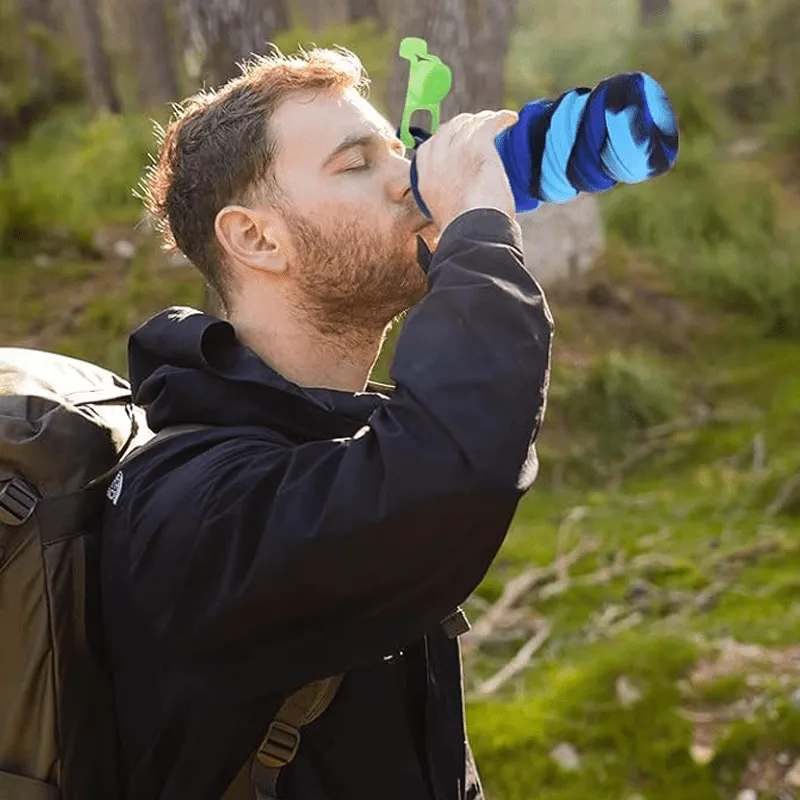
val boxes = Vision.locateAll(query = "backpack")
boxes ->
[0,347,341,800]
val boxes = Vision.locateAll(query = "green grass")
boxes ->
[712,699,800,795]
[469,630,800,800]
[461,300,800,796]
[468,634,715,800]
[0,246,205,377]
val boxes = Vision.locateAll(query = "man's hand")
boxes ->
[414,110,519,232]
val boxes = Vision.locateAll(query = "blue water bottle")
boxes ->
[401,71,680,220]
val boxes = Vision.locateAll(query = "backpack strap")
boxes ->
[65,387,133,406]
[220,616,467,799]
[222,675,343,800]
[117,424,212,469]
[85,423,211,490]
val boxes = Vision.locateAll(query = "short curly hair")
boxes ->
[140,45,370,310]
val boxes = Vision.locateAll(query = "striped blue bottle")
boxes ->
[406,72,680,219]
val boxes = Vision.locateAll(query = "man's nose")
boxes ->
[387,149,413,204]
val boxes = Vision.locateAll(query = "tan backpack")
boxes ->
[0,347,341,800]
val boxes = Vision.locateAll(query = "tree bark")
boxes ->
[375,0,397,30]
[129,0,179,108]
[64,0,121,111]
[347,0,380,24]
[179,0,290,86]
[16,0,58,89]
[294,0,349,30]
[384,0,518,126]
[640,0,671,25]
[468,0,518,111]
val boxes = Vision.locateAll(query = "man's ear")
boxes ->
[215,205,287,274]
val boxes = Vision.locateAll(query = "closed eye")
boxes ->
[345,160,372,172]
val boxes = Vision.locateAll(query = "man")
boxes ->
[101,45,554,800]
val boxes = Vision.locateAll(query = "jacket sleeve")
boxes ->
[133,208,554,693]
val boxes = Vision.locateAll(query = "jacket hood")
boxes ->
[128,307,391,442]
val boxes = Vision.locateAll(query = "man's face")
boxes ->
[266,88,436,334]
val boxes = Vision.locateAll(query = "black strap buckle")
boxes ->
[256,721,301,768]
[441,607,471,639]
[0,478,38,526]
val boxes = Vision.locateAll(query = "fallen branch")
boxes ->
[584,605,628,642]
[644,407,715,440]
[691,580,731,612]
[751,433,767,472]
[605,611,645,635]
[707,538,786,570]
[556,507,590,583]
[645,407,760,441]
[471,622,553,698]
[767,471,800,516]
[607,439,672,485]
[462,539,596,654]
[539,550,627,600]
[539,551,688,601]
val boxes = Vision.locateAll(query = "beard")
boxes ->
[280,202,430,337]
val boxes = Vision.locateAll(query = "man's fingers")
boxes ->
[490,109,519,132]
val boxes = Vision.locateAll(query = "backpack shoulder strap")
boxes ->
[222,675,344,800]
[85,423,211,490]
[119,424,212,468]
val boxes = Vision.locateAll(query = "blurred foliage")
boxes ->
[0,0,84,138]
[0,107,153,251]
[0,13,394,255]
[601,143,800,335]
[596,0,800,336]
[552,351,683,446]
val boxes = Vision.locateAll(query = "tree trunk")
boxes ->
[64,0,121,111]
[129,0,179,108]
[384,0,518,125]
[347,0,380,24]
[179,0,290,86]
[16,0,58,90]
[293,0,349,30]
[468,0,518,111]
[640,0,671,25]
[375,0,397,30]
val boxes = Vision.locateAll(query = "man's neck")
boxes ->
[231,306,386,394]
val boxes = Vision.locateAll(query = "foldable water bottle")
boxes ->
[396,37,680,220]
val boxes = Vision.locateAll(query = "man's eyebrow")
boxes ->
[322,128,404,168]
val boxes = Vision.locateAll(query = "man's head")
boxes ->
[143,46,435,335]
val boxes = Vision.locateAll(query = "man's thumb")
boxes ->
[494,109,519,131]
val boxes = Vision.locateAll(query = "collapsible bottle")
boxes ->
[405,72,680,219]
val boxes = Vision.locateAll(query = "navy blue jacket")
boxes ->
[100,208,554,800]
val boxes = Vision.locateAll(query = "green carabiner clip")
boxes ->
[398,37,453,149]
